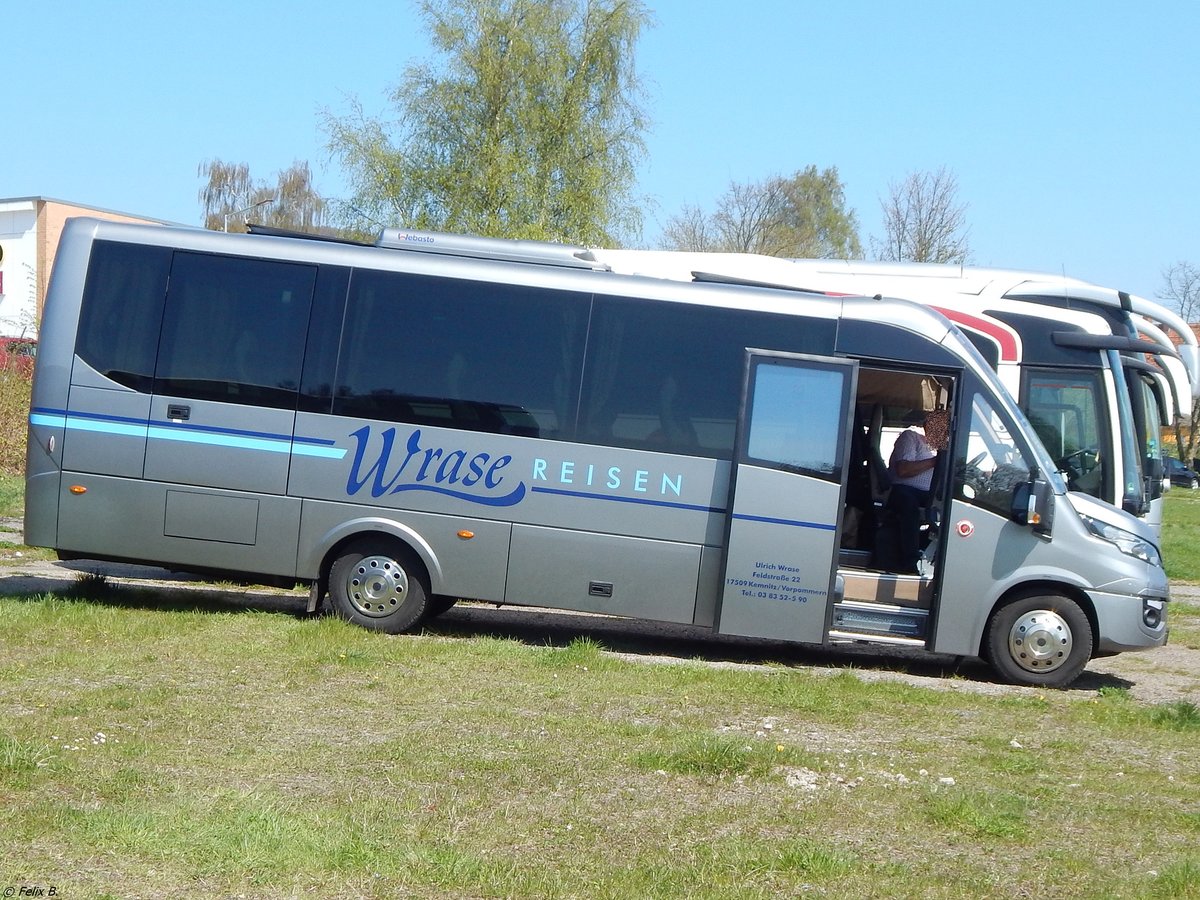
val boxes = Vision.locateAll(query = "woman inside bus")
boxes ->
[886,408,949,574]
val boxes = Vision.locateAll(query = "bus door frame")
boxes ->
[714,349,857,644]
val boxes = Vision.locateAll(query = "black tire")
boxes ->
[327,537,429,634]
[984,593,1093,688]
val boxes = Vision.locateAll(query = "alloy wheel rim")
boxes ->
[345,555,408,617]
[1007,609,1073,673]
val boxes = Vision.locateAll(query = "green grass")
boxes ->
[0,399,1195,894]
[1171,599,1200,650]
[2,590,1200,898]
[0,470,24,518]
[0,368,30,477]
[1163,489,1200,583]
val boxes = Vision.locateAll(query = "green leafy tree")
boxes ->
[873,166,970,263]
[325,0,651,245]
[661,166,863,258]
[198,159,327,233]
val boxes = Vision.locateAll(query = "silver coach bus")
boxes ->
[25,219,1170,687]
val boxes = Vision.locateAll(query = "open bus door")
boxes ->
[715,351,857,643]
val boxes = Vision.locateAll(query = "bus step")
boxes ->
[831,601,928,640]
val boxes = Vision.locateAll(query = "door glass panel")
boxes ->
[717,352,853,644]
[745,362,847,480]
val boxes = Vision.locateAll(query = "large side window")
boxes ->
[76,240,172,392]
[579,297,835,458]
[154,252,316,410]
[957,391,1032,516]
[332,270,588,438]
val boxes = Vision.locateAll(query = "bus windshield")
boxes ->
[1136,370,1165,498]
[1025,369,1109,500]
[1109,350,1148,515]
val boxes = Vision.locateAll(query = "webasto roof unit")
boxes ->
[375,227,607,270]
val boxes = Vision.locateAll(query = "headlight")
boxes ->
[1079,515,1163,567]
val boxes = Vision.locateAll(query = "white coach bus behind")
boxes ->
[586,250,1196,537]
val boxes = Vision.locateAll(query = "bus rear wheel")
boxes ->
[984,593,1092,688]
[328,538,429,634]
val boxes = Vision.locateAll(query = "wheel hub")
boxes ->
[345,555,409,618]
[1007,609,1073,673]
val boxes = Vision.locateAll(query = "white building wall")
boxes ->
[0,200,39,337]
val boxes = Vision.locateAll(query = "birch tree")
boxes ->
[198,159,327,233]
[325,0,651,245]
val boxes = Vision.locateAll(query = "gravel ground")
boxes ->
[3,525,1196,705]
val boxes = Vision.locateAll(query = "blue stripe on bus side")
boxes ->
[32,408,150,427]
[730,512,837,531]
[32,411,147,437]
[529,488,834,528]
[531,485,724,515]
[33,410,828,520]
[145,424,293,454]
[30,408,347,460]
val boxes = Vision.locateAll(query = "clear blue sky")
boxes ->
[6,0,1198,304]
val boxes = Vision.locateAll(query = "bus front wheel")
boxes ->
[327,538,429,634]
[984,593,1092,688]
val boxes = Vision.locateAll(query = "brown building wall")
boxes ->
[34,199,172,324]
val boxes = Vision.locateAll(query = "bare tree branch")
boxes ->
[1159,261,1200,463]
[662,166,862,258]
[873,166,970,264]
[1159,261,1200,322]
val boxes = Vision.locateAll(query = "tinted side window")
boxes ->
[333,270,589,438]
[298,266,351,414]
[77,240,172,391]
[579,297,836,458]
[155,252,317,409]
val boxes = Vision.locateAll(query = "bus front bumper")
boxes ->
[1091,589,1169,653]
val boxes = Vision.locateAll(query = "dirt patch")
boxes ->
[3,554,1197,705]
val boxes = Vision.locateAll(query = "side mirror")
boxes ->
[1144,457,1165,502]
[1146,456,1164,482]
[1011,478,1054,535]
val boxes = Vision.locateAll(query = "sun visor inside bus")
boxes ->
[856,368,940,411]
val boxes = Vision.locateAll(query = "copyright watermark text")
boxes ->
[3,887,59,897]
